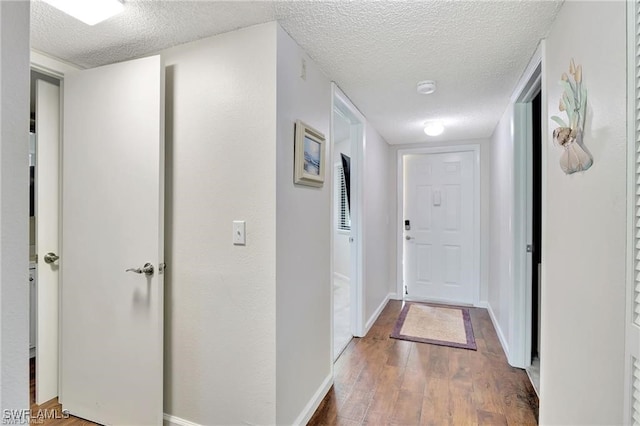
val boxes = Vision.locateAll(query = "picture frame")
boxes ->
[294,120,326,187]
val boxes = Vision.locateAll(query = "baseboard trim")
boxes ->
[363,292,393,335]
[163,413,202,426]
[480,301,510,359]
[293,371,333,426]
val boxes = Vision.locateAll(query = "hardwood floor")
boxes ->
[308,300,538,426]
[27,300,536,425]
[29,358,98,425]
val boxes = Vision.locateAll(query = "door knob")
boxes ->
[125,263,154,276]
[44,252,59,264]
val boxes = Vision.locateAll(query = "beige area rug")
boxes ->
[390,302,477,350]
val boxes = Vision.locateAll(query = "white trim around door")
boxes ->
[510,42,544,369]
[330,83,366,362]
[396,144,481,306]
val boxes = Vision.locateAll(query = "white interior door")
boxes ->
[60,55,164,425]
[403,151,476,304]
[35,79,60,405]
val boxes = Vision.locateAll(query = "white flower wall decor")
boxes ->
[550,59,593,174]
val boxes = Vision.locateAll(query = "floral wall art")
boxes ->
[551,59,593,174]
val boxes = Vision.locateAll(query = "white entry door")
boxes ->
[35,79,60,405]
[403,151,477,304]
[60,56,164,425]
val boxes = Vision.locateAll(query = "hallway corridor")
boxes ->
[309,300,538,425]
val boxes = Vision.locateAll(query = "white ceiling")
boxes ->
[31,0,563,144]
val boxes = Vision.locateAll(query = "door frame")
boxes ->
[330,83,365,358]
[395,144,481,306]
[34,76,61,405]
[511,43,544,369]
[29,51,77,404]
[329,105,354,361]
[32,51,79,78]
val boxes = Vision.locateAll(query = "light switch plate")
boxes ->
[233,221,246,245]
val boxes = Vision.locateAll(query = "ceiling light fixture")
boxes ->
[424,121,444,136]
[42,0,124,26]
[417,80,437,95]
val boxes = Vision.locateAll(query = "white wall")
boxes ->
[540,1,626,423]
[275,25,332,425]
[333,136,351,278]
[389,138,492,305]
[0,0,30,414]
[162,22,277,425]
[73,19,387,426]
[488,106,515,356]
[363,123,392,326]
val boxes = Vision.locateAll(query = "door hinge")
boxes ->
[159,263,167,274]
[526,244,534,253]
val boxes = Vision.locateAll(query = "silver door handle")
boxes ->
[44,252,59,264]
[405,236,415,240]
[125,263,154,276]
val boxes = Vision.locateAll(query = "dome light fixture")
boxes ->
[417,80,437,95]
[424,121,444,136]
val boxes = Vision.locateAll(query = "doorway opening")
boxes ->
[29,69,62,407]
[27,53,165,425]
[331,84,365,362]
[511,48,543,372]
[25,53,166,425]
[331,106,353,360]
[528,91,542,394]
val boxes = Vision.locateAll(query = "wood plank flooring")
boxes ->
[29,358,98,425]
[27,300,536,425]
[308,300,538,426]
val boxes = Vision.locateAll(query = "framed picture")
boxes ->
[294,120,326,187]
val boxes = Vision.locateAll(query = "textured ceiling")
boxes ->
[31,0,563,144]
